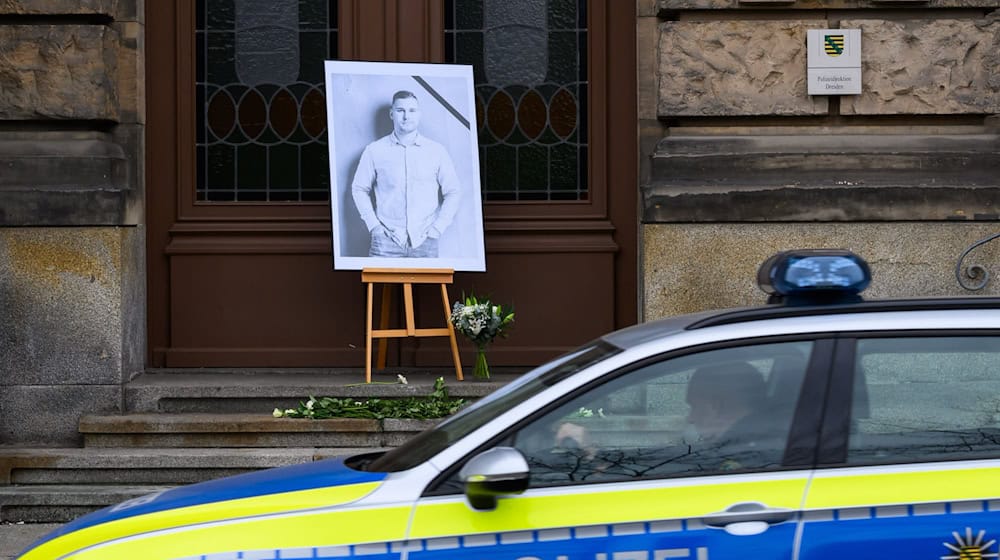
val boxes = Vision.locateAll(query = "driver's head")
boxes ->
[685,361,766,440]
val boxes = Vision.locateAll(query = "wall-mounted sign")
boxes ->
[807,29,861,95]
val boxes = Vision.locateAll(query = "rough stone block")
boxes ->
[0,25,120,120]
[0,0,117,15]
[0,385,123,446]
[638,16,660,121]
[841,17,1000,115]
[0,228,126,387]
[639,0,662,15]
[659,0,1000,9]
[112,21,143,123]
[642,223,1000,320]
[658,21,829,116]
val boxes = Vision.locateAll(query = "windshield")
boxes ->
[364,341,622,472]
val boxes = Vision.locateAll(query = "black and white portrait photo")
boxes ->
[325,61,485,271]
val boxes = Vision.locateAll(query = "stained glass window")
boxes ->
[445,0,588,201]
[196,0,337,202]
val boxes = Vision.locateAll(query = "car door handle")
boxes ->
[702,502,794,527]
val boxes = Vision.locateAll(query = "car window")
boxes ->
[364,341,621,472]
[509,341,813,487]
[847,336,1000,465]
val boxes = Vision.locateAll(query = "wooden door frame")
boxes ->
[146,0,637,367]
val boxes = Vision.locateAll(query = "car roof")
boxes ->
[602,297,1000,351]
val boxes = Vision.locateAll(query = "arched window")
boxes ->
[195,0,338,202]
[445,0,588,201]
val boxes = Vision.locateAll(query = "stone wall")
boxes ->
[0,1,144,445]
[644,223,1000,317]
[840,17,1000,115]
[640,0,1000,319]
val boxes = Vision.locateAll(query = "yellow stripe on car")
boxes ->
[410,476,809,538]
[805,464,1000,510]
[66,504,411,560]
[19,482,383,560]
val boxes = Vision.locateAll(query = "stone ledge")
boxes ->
[0,485,170,523]
[645,184,1000,222]
[0,447,373,485]
[645,133,1000,221]
[77,413,448,448]
[78,414,383,434]
[0,133,133,226]
[0,189,130,226]
[124,369,512,413]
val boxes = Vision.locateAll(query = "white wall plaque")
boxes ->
[807,29,862,95]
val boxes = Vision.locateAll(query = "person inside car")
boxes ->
[548,360,784,479]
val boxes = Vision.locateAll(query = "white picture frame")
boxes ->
[325,60,486,271]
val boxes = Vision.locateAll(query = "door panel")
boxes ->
[167,248,366,367]
[407,340,827,559]
[407,475,807,559]
[800,463,1000,560]
[800,335,1000,560]
[146,0,636,368]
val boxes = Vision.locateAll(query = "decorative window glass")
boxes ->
[196,0,337,202]
[445,0,588,201]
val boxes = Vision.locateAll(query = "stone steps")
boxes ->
[0,485,174,523]
[0,446,378,523]
[78,413,439,448]
[0,522,61,560]
[0,447,366,485]
[126,369,512,413]
[0,369,514,524]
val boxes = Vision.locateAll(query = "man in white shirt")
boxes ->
[352,90,462,258]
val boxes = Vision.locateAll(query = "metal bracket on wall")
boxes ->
[956,232,1000,291]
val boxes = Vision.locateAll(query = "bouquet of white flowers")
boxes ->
[450,294,514,379]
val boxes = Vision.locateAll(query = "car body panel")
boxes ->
[805,461,1000,510]
[410,472,809,536]
[408,471,810,560]
[66,501,412,560]
[17,293,1000,559]
[799,461,1000,559]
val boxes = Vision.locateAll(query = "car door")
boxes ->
[405,339,831,560]
[799,334,1000,560]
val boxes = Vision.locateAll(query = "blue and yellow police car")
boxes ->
[19,249,1000,559]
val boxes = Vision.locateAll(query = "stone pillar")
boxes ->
[0,1,145,445]
[640,0,1000,317]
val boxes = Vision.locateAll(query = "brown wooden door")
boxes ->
[146,0,636,369]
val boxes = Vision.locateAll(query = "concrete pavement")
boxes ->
[0,523,59,559]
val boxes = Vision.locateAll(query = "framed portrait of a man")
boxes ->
[325,60,486,271]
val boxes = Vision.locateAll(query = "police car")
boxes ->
[19,249,1000,560]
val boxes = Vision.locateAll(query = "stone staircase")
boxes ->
[0,369,515,523]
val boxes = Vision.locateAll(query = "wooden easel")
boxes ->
[362,268,463,383]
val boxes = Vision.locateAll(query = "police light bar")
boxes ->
[757,249,872,304]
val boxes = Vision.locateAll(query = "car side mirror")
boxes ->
[459,447,530,511]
